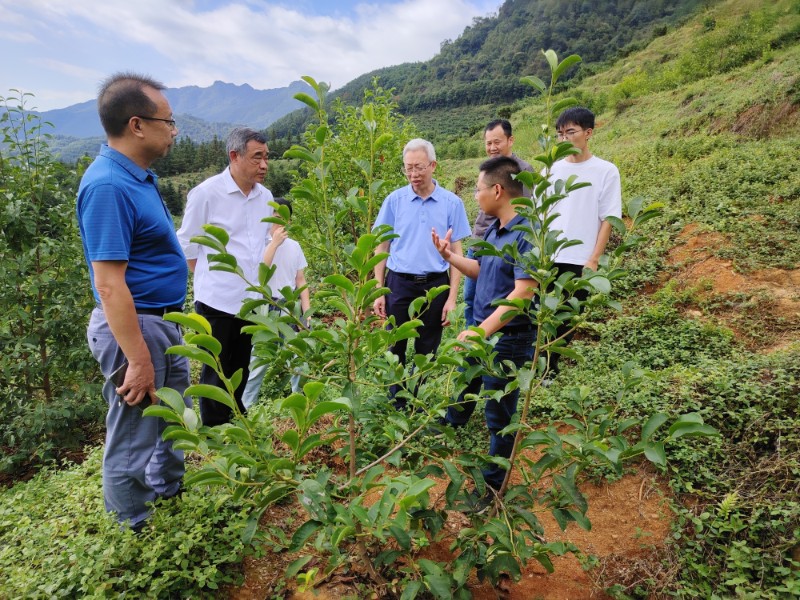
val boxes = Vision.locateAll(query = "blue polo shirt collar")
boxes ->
[99,145,158,183]
[488,213,526,236]
[410,179,445,202]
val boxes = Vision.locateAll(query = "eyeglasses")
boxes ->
[474,183,500,194]
[402,162,432,175]
[137,116,177,130]
[556,128,583,139]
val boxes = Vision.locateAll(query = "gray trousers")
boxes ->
[87,308,190,527]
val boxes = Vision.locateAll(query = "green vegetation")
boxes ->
[0,448,257,598]
[1,0,799,596]
[269,0,717,144]
[0,92,102,473]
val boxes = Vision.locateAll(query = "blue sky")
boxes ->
[0,0,503,111]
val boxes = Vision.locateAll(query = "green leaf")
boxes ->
[186,384,236,411]
[668,422,719,439]
[285,555,314,579]
[308,398,352,424]
[142,405,181,422]
[282,429,300,452]
[418,559,452,599]
[644,441,666,466]
[400,581,423,600]
[293,92,319,112]
[520,75,546,95]
[543,49,558,72]
[405,478,436,499]
[550,97,578,117]
[156,387,189,414]
[201,224,230,246]
[187,333,222,356]
[388,524,411,551]
[165,345,218,371]
[641,413,669,441]
[164,312,212,335]
[289,520,322,552]
[322,274,355,294]
[553,54,582,81]
[587,275,611,294]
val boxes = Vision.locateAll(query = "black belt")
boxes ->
[392,271,448,284]
[502,323,536,334]
[135,305,183,316]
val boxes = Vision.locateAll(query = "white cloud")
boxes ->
[0,0,502,109]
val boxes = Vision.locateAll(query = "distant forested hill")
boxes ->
[270,0,718,142]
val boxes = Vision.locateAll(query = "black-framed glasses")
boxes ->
[137,116,177,130]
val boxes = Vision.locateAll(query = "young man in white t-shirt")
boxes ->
[242,198,310,407]
[547,107,622,376]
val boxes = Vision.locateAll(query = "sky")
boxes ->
[0,0,504,111]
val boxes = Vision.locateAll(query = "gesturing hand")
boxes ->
[431,227,453,260]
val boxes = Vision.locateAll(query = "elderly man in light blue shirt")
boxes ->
[372,138,471,406]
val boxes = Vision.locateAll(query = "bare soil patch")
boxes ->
[665,224,799,351]
[228,463,671,599]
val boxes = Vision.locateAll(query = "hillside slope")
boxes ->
[269,0,716,142]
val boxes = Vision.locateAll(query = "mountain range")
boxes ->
[34,0,716,161]
[38,79,311,138]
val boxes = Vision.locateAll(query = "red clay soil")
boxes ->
[229,467,671,599]
[665,224,799,351]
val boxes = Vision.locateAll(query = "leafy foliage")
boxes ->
[0,91,102,473]
[286,77,414,279]
[0,448,257,598]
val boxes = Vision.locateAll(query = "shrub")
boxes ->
[0,91,102,473]
[0,447,257,598]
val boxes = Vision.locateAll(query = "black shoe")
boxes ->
[158,482,185,501]
[129,519,148,535]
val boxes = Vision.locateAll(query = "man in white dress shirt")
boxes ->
[177,127,274,425]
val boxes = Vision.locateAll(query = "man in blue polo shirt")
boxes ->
[432,155,538,508]
[77,72,191,531]
[372,138,471,407]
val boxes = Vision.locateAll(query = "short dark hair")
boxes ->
[226,127,268,157]
[479,155,523,198]
[97,72,166,138]
[556,107,595,131]
[273,197,292,216]
[485,119,513,138]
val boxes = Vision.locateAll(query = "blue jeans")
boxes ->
[463,247,477,327]
[87,308,190,528]
[446,329,535,489]
[242,354,302,408]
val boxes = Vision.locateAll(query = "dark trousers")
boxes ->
[446,329,536,489]
[385,270,449,405]
[547,263,589,375]
[195,301,251,426]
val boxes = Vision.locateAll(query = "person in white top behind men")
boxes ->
[176,127,273,425]
[242,198,310,408]
[546,107,622,377]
